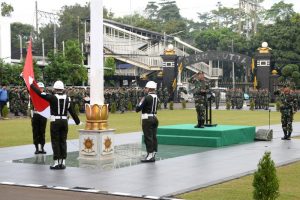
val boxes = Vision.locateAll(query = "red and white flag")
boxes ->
[22,39,50,118]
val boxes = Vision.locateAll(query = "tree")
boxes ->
[10,23,34,59]
[44,41,87,86]
[64,40,87,85]
[253,151,279,200]
[57,3,90,45]
[44,51,69,85]
[265,1,295,22]
[280,64,300,85]
[145,1,159,20]
[157,0,181,22]
[104,57,116,76]
[1,2,13,17]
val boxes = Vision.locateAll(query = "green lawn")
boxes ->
[1,109,300,200]
[179,161,300,200]
[0,109,292,147]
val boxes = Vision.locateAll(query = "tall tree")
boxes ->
[265,1,295,22]
[157,0,181,22]
[145,1,159,20]
[10,23,34,59]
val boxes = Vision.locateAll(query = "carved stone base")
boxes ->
[78,129,115,160]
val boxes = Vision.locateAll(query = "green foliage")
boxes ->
[226,101,231,110]
[2,105,9,118]
[10,23,34,56]
[250,99,255,111]
[1,2,14,17]
[104,57,116,76]
[44,40,87,86]
[253,151,279,200]
[0,59,24,86]
[110,102,117,114]
[157,0,181,22]
[181,100,186,109]
[264,1,295,21]
[127,101,133,111]
[169,101,174,110]
[280,64,300,86]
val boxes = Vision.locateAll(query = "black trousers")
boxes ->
[31,113,47,146]
[50,119,68,160]
[142,116,159,153]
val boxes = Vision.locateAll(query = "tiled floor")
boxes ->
[1,122,300,198]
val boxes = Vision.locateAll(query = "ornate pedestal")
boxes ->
[78,129,115,160]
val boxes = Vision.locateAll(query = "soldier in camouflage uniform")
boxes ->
[119,87,125,113]
[162,87,169,109]
[214,89,220,109]
[9,87,20,116]
[20,87,29,116]
[189,72,209,128]
[275,86,298,140]
[225,89,231,109]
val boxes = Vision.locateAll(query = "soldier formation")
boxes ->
[104,86,170,112]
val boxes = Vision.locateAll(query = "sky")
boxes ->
[1,0,300,26]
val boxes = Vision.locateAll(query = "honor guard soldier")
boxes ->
[31,80,80,170]
[136,81,159,162]
[31,82,48,154]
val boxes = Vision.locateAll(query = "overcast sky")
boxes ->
[1,0,300,25]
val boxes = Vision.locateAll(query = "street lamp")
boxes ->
[19,35,23,61]
[163,30,184,49]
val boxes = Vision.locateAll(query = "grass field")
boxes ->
[1,109,300,200]
[0,109,291,147]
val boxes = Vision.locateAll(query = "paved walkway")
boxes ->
[1,121,300,199]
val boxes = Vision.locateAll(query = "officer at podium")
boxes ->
[188,71,209,128]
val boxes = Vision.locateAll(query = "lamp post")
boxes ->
[19,35,23,61]
[163,30,184,50]
[229,39,235,89]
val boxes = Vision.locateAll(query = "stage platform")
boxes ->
[157,124,256,147]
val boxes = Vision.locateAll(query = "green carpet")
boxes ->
[157,124,256,147]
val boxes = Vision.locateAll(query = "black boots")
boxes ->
[282,131,292,140]
[194,120,204,128]
[39,144,46,154]
[34,144,39,154]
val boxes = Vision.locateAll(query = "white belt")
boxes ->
[50,115,68,121]
[141,113,156,119]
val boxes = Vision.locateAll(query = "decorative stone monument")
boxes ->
[78,0,115,161]
[255,42,272,89]
[160,44,178,101]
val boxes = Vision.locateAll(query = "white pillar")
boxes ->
[90,0,104,105]
[0,17,11,63]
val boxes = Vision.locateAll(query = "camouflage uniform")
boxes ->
[214,89,220,109]
[20,87,29,116]
[189,72,209,128]
[276,87,298,140]
[162,88,168,109]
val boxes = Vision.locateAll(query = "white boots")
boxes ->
[49,159,66,170]
[141,152,155,163]
[50,159,60,170]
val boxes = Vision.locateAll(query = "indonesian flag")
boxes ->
[22,39,50,118]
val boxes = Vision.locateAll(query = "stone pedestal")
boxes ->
[78,129,115,160]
